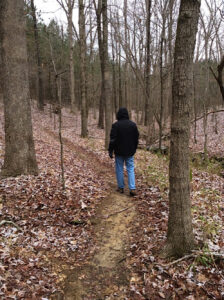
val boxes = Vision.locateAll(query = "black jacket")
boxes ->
[108,108,139,157]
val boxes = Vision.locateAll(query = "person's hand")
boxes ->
[109,151,113,159]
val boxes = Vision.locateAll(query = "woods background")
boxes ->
[2,0,222,148]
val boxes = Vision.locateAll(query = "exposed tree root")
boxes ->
[156,250,224,268]
[0,220,23,232]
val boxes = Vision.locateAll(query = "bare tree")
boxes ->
[30,0,44,111]
[123,0,128,109]
[144,0,152,126]
[94,0,105,129]
[166,0,201,257]
[0,0,38,177]
[56,0,76,113]
[158,0,169,150]
[79,0,88,137]
[48,32,66,190]
[102,0,112,148]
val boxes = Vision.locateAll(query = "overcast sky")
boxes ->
[35,0,223,27]
[36,0,67,25]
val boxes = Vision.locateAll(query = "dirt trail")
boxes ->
[45,129,137,299]
[63,193,135,299]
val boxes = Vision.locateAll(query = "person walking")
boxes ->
[108,107,139,196]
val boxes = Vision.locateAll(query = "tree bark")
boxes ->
[110,23,117,117]
[68,0,76,113]
[123,0,128,109]
[57,76,65,190]
[56,0,76,113]
[144,0,151,126]
[193,69,197,144]
[166,0,201,257]
[116,11,123,108]
[79,0,88,137]
[0,0,38,177]
[159,2,168,151]
[94,0,105,129]
[159,34,164,151]
[30,0,44,111]
[102,0,112,149]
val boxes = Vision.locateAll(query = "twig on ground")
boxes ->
[117,257,126,264]
[0,220,23,232]
[101,205,135,219]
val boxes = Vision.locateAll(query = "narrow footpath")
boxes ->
[45,129,137,299]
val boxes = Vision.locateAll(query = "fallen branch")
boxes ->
[0,220,23,232]
[117,257,126,264]
[102,205,135,219]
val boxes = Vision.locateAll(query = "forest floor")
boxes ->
[0,104,223,299]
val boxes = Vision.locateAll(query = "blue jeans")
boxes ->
[115,156,136,190]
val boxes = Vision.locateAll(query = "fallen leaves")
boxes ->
[0,106,109,298]
[0,105,223,299]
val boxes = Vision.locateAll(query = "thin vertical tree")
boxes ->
[117,11,123,108]
[144,0,152,126]
[102,0,112,148]
[68,0,76,113]
[56,0,76,113]
[123,0,128,109]
[110,18,118,116]
[166,0,201,257]
[94,0,105,129]
[79,0,88,137]
[30,0,44,111]
[48,30,66,190]
[0,0,38,177]
[158,1,168,150]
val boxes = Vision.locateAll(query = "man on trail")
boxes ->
[108,107,139,196]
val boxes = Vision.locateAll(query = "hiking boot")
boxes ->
[117,187,124,194]
[130,190,136,197]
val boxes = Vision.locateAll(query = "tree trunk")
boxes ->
[79,0,88,137]
[159,34,165,151]
[30,0,44,111]
[203,104,208,161]
[111,25,117,116]
[144,0,151,126]
[57,76,65,190]
[166,0,201,257]
[95,0,104,129]
[102,0,112,149]
[68,0,76,113]
[117,12,123,108]
[123,0,128,108]
[167,0,174,116]
[0,0,38,177]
